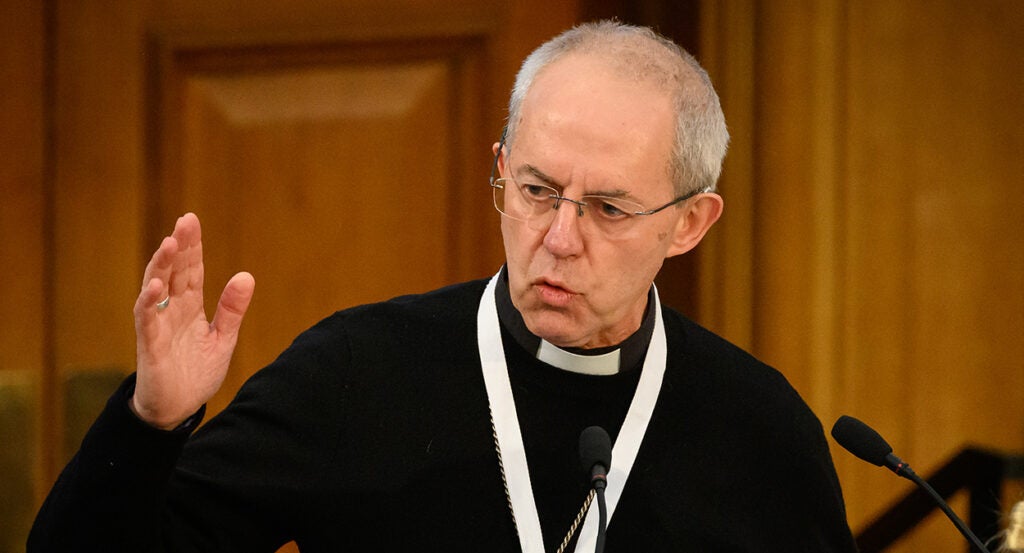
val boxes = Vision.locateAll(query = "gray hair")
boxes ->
[505,20,729,195]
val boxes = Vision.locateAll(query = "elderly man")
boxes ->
[30,21,856,552]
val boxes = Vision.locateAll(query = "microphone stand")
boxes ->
[832,416,991,553]
[594,483,607,553]
[579,426,611,553]
[891,461,991,553]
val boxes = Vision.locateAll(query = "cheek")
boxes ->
[604,234,671,284]
[500,219,542,268]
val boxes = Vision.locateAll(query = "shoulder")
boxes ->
[659,306,823,436]
[275,278,488,346]
[660,307,794,396]
[259,278,490,380]
[300,278,488,352]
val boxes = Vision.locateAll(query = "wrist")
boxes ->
[127,395,195,431]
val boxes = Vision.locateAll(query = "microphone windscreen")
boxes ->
[579,426,612,474]
[831,415,894,467]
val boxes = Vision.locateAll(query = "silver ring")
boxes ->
[156,296,170,311]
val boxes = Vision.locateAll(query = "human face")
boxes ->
[498,54,689,349]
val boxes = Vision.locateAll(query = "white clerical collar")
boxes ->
[536,340,620,375]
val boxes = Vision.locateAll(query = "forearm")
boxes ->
[28,374,202,552]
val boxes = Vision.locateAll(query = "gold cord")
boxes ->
[491,413,595,553]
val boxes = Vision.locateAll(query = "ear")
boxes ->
[665,192,724,258]
[492,142,509,177]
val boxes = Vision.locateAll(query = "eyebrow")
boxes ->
[516,163,634,199]
[517,164,560,188]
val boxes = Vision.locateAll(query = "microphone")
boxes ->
[579,426,611,489]
[831,415,913,476]
[831,415,992,553]
[579,426,611,553]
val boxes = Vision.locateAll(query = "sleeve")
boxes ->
[28,314,353,553]
[781,405,860,553]
[27,374,205,552]
[743,369,859,553]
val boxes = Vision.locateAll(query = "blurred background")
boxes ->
[1,1,1021,551]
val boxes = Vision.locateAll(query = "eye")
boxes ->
[521,183,554,201]
[589,198,633,220]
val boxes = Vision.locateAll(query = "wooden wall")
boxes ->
[700,1,1023,550]
[1,1,47,551]
[1,1,1020,552]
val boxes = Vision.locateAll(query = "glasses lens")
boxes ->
[492,180,508,215]
[493,179,524,219]
[583,196,644,222]
[494,178,555,222]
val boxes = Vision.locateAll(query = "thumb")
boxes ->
[212,271,255,337]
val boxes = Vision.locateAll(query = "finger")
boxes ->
[183,213,205,293]
[165,214,199,299]
[140,234,178,293]
[134,276,167,349]
[137,231,179,326]
[211,271,256,339]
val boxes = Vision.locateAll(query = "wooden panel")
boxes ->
[146,30,498,417]
[703,0,1024,550]
[844,2,1024,550]
[753,0,846,415]
[697,0,757,350]
[0,0,47,373]
[0,0,48,534]
[51,0,145,372]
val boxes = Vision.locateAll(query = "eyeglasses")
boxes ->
[488,132,709,238]
[491,177,708,236]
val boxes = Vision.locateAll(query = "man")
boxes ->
[30,21,857,552]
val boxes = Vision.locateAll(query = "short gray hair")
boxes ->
[505,20,729,195]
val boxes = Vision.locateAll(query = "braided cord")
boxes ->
[555,489,595,553]
[491,413,595,553]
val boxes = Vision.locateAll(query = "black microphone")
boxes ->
[580,426,611,489]
[579,426,611,553]
[831,415,992,553]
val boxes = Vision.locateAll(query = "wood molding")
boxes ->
[144,27,499,279]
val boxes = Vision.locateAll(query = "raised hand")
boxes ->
[130,213,255,430]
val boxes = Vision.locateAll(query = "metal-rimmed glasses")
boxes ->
[488,133,709,238]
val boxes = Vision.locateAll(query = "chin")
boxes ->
[522,310,590,348]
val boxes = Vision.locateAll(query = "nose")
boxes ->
[542,199,585,257]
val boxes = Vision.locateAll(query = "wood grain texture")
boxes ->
[701,1,1024,550]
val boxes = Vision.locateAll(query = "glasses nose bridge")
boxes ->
[541,193,590,240]
[551,193,586,218]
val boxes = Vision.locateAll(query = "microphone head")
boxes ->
[831,415,894,467]
[579,426,612,475]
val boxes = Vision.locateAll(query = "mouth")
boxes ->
[532,279,578,307]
